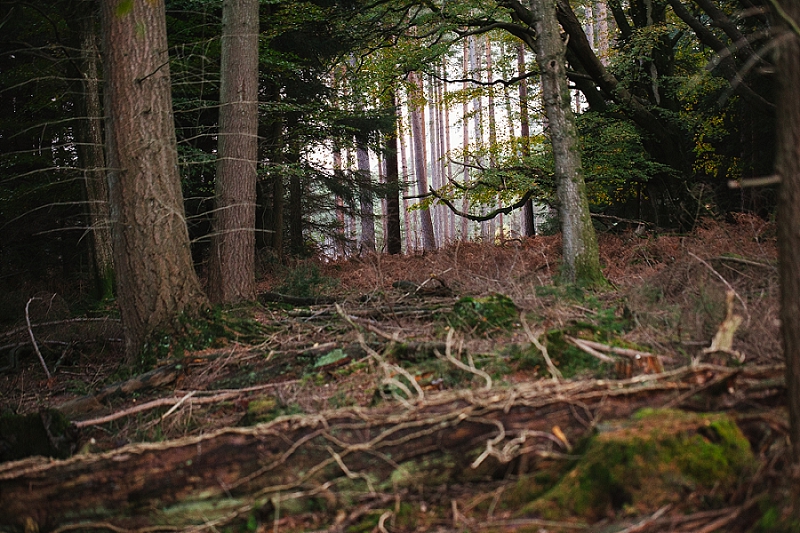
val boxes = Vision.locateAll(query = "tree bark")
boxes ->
[775,0,800,466]
[531,0,604,285]
[209,0,259,303]
[77,5,114,298]
[357,144,376,253]
[384,91,402,255]
[408,72,436,251]
[100,0,208,359]
[517,41,536,237]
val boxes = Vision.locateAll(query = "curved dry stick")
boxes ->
[25,297,51,380]
[520,313,562,382]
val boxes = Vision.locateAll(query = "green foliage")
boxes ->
[450,293,518,335]
[138,307,269,373]
[275,262,339,297]
[313,348,348,368]
[577,112,677,208]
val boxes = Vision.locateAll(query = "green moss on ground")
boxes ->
[519,408,753,523]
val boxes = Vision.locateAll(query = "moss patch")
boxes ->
[450,294,517,335]
[520,409,753,522]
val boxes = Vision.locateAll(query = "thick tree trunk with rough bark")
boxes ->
[531,0,604,286]
[209,0,259,303]
[100,0,208,359]
[775,0,800,468]
[77,7,114,298]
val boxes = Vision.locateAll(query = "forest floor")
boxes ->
[0,214,792,532]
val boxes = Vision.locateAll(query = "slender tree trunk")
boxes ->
[439,61,455,243]
[595,0,609,63]
[461,39,471,241]
[518,42,536,237]
[288,158,303,255]
[271,171,285,258]
[398,110,415,252]
[333,148,347,257]
[485,35,499,242]
[408,72,436,251]
[775,0,800,477]
[384,91,402,255]
[209,0,259,303]
[77,7,114,298]
[531,0,604,285]
[100,0,208,360]
[427,75,442,244]
[357,144,376,253]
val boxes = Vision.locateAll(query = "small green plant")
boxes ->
[133,307,269,375]
[450,293,517,335]
[276,262,338,297]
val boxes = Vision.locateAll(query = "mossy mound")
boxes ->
[520,408,753,522]
[450,293,517,335]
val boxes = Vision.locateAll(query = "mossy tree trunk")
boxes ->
[208,0,259,303]
[100,0,208,360]
[530,0,604,286]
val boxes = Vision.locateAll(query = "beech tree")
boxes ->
[530,0,603,285]
[101,0,208,359]
[208,0,260,303]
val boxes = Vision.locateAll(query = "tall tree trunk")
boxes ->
[775,0,800,475]
[398,111,415,251]
[100,0,208,360]
[531,0,604,285]
[594,0,609,63]
[427,75,442,244]
[486,35,499,242]
[461,39,471,241]
[209,0,259,303]
[439,61,455,243]
[357,144,376,253]
[333,148,348,257]
[408,72,436,251]
[288,161,303,256]
[518,42,536,237]
[77,7,114,299]
[271,172,285,258]
[384,91,402,255]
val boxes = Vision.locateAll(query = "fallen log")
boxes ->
[0,364,783,532]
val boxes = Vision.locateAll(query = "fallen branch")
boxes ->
[0,316,119,341]
[25,297,51,380]
[565,336,615,363]
[74,392,236,428]
[259,291,337,306]
[520,313,562,382]
[1,364,782,531]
